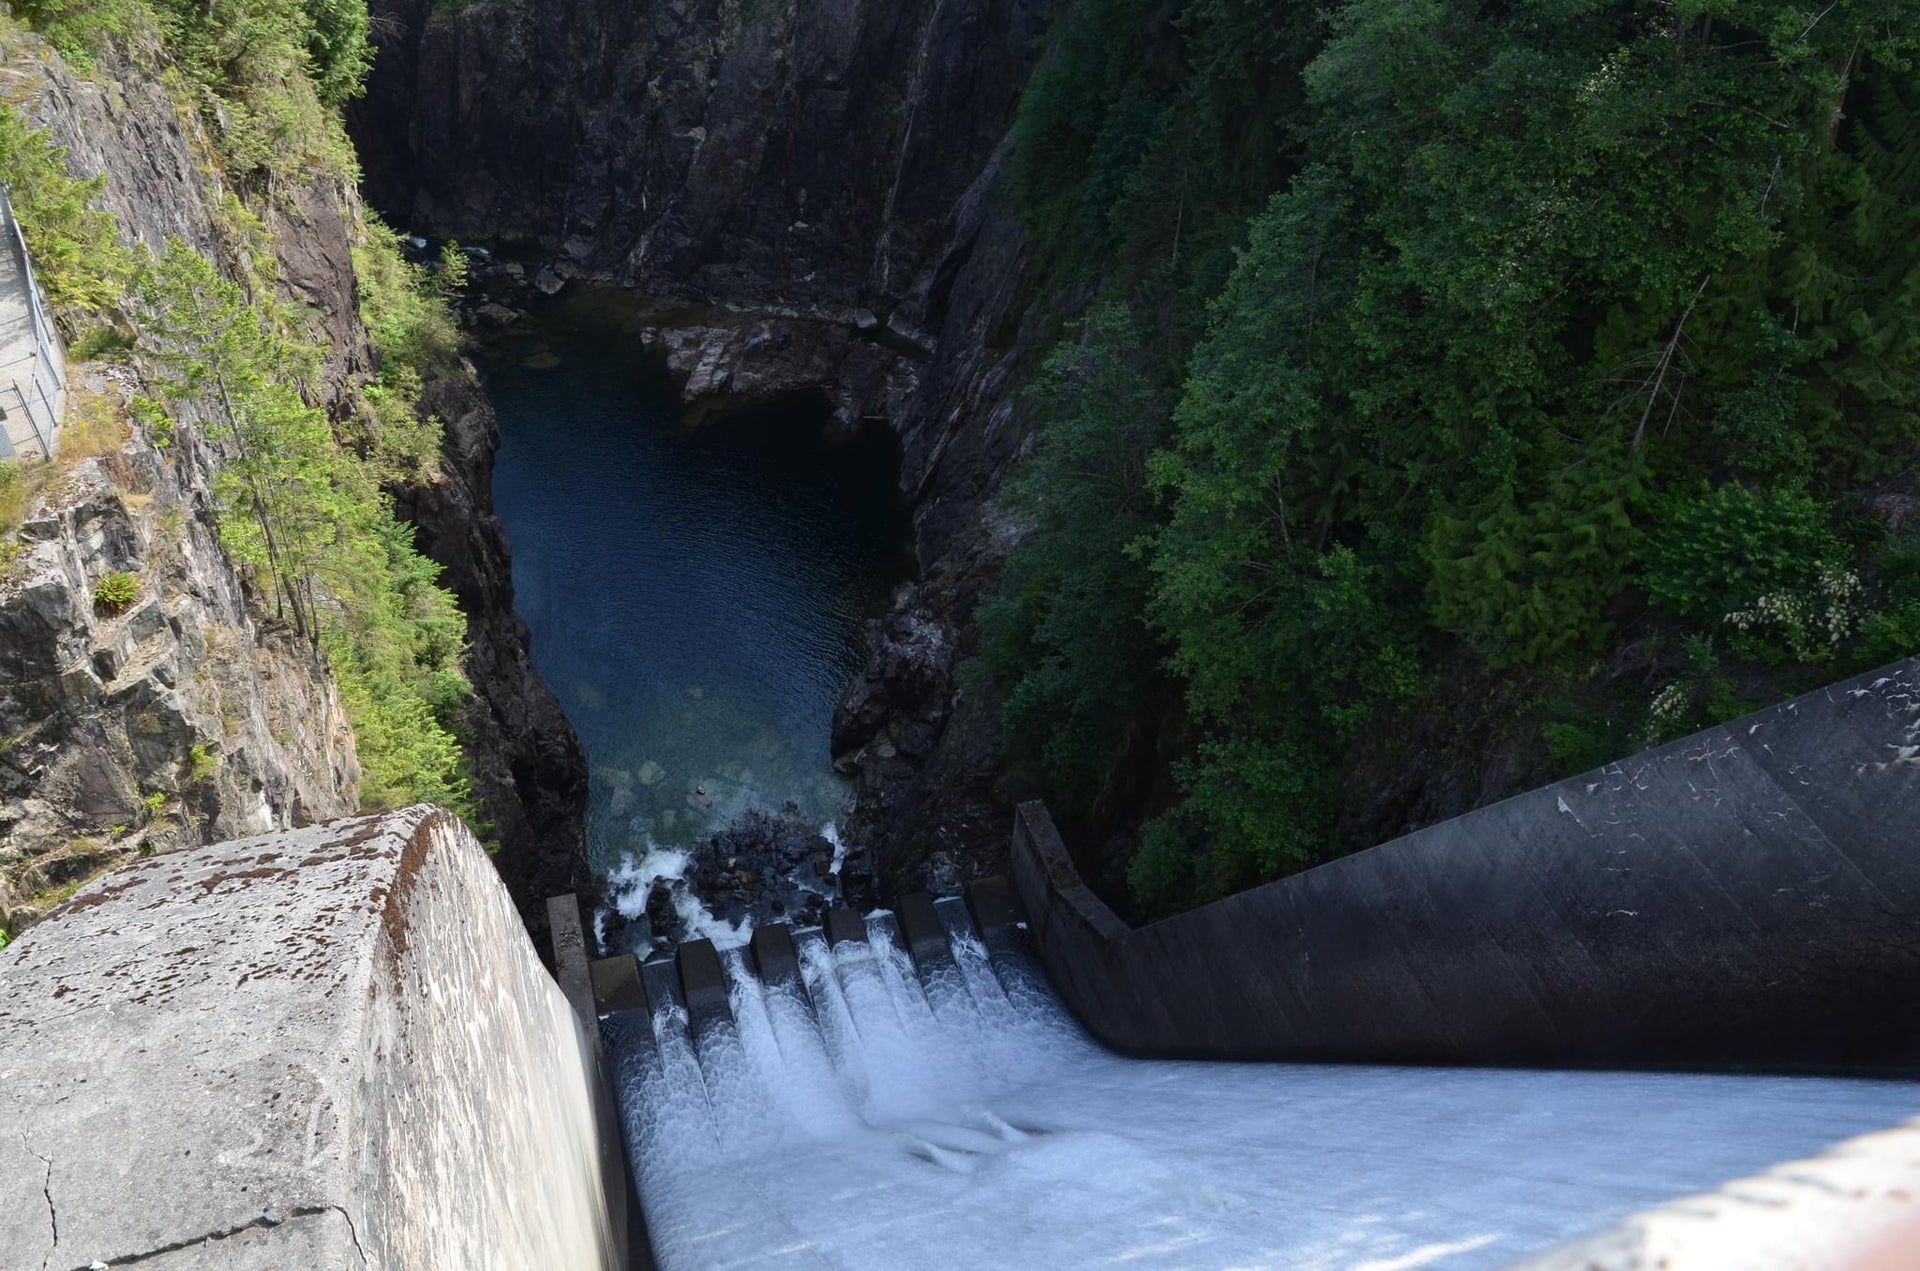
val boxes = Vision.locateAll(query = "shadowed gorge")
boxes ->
[482,293,914,881]
[0,0,1916,1264]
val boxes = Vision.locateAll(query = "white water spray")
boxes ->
[601,843,754,957]
[612,908,1917,1269]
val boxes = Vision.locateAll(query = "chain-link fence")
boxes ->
[0,184,65,460]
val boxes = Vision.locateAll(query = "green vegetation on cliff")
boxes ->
[990,0,1920,917]
[14,0,366,177]
[2,0,479,822]
[354,214,462,482]
[0,106,130,320]
[137,242,478,821]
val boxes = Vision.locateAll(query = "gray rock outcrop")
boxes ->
[0,370,360,932]
[0,32,590,937]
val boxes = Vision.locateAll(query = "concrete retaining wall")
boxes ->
[0,806,623,1270]
[1013,658,1920,1072]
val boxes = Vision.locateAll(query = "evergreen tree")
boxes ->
[988,0,1920,914]
[137,241,479,821]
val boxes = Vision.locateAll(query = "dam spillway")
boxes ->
[593,659,1920,1270]
[2,670,1918,1271]
[602,902,1917,1270]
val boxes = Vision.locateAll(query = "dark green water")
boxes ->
[483,292,914,874]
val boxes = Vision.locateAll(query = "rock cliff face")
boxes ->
[0,33,588,935]
[353,0,1054,892]
[355,0,1039,308]
[0,40,360,930]
[0,372,360,932]
[394,358,590,920]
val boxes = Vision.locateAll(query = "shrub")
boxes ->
[1126,815,1197,922]
[0,461,29,533]
[8,0,139,69]
[70,325,137,363]
[353,215,456,478]
[975,306,1171,813]
[0,106,131,324]
[301,0,373,105]
[186,742,219,783]
[1644,483,1843,627]
[93,568,138,611]
[129,395,175,448]
[436,239,470,296]
[1723,564,1863,664]
[148,0,356,179]
[0,540,27,583]
[356,215,460,372]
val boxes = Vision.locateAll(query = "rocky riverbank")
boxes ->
[598,805,882,958]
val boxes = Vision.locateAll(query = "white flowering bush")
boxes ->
[1723,563,1862,663]
[1641,680,1694,746]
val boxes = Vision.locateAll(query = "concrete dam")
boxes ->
[6,661,1920,1268]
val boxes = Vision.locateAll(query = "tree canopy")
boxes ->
[988,0,1920,917]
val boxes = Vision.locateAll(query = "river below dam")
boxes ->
[484,293,913,937]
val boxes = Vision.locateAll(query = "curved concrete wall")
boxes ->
[0,806,622,1270]
[1013,658,1920,1072]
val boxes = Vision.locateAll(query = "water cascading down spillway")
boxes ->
[599,889,1916,1270]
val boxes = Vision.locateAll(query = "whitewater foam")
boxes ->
[611,912,1917,1270]
[602,843,753,957]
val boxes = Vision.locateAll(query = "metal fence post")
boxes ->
[0,182,67,458]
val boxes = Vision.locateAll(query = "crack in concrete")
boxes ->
[60,1205,353,1270]
[327,1204,368,1266]
[22,1132,55,1271]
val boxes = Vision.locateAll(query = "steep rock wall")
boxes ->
[0,370,360,931]
[0,33,368,925]
[353,0,1052,890]
[0,31,588,935]
[355,0,1039,314]
[396,358,591,919]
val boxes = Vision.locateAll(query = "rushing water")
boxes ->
[612,910,1918,1270]
[484,291,1914,1268]
[484,292,914,878]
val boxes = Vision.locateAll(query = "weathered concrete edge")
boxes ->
[677,938,732,1036]
[348,808,625,1270]
[549,893,598,1031]
[1013,657,1920,1071]
[1511,1115,1920,1270]
[0,807,624,1270]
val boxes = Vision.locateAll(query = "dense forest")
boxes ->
[8,0,1919,926]
[983,0,1920,917]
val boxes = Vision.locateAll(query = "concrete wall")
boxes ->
[1014,658,1920,1072]
[0,806,622,1270]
